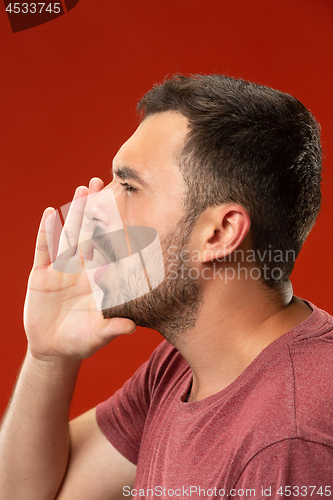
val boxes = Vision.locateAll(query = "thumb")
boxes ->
[96,316,137,342]
[86,317,137,356]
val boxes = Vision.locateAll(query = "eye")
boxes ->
[119,182,138,193]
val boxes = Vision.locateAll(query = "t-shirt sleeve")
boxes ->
[233,438,333,499]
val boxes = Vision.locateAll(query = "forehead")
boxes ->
[113,111,189,187]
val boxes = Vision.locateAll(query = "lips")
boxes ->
[93,263,109,284]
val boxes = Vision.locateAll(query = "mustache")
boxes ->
[92,226,130,263]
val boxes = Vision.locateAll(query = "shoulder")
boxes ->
[285,301,333,390]
[225,302,333,449]
[285,302,333,445]
[261,300,333,396]
[232,302,333,488]
[238,301,333,447]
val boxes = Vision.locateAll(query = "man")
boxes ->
[1,75,332,499]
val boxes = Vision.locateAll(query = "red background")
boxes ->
[0,0,332,419]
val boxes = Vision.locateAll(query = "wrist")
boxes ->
[25,348,82,378]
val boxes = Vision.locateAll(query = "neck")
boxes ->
[172,279,312,403]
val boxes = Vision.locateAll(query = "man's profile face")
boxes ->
[84,111,204,341]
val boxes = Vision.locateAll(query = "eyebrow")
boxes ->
[112,165,150,188]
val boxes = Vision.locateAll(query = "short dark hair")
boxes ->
[137,75,322,286]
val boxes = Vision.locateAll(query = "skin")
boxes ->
[0,111,312,500]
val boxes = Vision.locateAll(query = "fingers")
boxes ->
[33,207,56,269]
[88,177,104,194]
[42,178,104,272]
[78,178,105,262]
[57,186,89,260]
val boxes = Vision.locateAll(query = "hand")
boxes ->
[23,178,136,362]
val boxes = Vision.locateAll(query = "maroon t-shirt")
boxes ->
[96,302,333,499]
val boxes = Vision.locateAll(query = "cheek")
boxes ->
[121,195,156,227]
[122,201,149,227]
[117,191,185,238]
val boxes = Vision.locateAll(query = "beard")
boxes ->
[100,212,203,344]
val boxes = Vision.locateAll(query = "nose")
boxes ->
[84,185,124,231]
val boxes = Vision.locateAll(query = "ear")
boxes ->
[197,204,251,263]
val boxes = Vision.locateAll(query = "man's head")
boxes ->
[137,74,322,286]
[86,74,322,341]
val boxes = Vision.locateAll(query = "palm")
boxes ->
[24,179,135,361]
